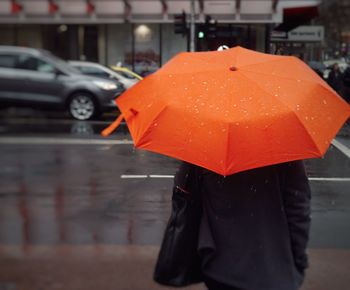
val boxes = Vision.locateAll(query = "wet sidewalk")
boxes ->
[0,245,349,290]
[0,114,350,290]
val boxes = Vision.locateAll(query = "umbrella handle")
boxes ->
[101,114,124,137]
[101,108,138,137]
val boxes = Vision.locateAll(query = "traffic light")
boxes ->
[174,11,187,37]
[205,15,218,39]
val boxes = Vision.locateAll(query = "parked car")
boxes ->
[109,65,143,81]
[69,61,140,89]
[0,46,123,120]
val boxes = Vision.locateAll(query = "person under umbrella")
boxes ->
[102,46,350,290]
[172,160,310,290]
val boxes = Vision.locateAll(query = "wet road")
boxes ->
[0,114,350,290]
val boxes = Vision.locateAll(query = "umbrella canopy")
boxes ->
[103,46,350,176]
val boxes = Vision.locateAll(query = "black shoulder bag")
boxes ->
[154,162,203,287]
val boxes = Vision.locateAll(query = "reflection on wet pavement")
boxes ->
[0,118,129,138]
[0,144,178,246]
[0,117,349,290]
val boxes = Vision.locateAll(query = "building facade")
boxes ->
[0,0,321,76]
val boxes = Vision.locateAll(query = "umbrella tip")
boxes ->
[217,45,229,51]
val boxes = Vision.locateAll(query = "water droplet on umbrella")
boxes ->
[154,123,158,127]
[168,74,172,78]
[222,128,226,132]
[274,94,278,97]
[323,100,327,105]
[203,81,207,85]
[305,116,309,120]
[235,122,240,126]
[184,87,188,90]
[233,104,237,107]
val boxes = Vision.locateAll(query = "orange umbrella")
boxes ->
[102,46,350,176]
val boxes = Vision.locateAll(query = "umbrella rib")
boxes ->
[157,67,224,77]
[134,104,169,148]
[224,122,231,176]
[239,68,333,93]
[237,71,323,156]
[238,56,292,69]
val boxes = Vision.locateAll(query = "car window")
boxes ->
[16,54,56,73]
[44,52,81,74]
[76,66,110,78]
[0,54,17,68]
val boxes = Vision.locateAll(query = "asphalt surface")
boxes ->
[0,110,349,290]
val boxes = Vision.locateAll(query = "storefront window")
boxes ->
[132,23,160,77]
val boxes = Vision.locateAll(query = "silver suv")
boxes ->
[0,46,124,120]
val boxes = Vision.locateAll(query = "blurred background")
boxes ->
[0,0,349,121]
[0,1,350,290]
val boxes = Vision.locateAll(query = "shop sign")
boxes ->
[271,26,324,42]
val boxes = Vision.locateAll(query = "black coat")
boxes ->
[175,161,311,290]
[328,70,343,92]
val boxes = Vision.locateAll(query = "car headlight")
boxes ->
[93,80,117,90]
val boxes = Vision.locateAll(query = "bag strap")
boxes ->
[174,162,201,198]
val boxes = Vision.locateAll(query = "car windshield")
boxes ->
[43,51,82,74]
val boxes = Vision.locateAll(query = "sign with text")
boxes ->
[272,25,324,42]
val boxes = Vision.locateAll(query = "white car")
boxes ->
[68,61,139,89]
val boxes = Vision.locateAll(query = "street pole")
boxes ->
[190,0,195,52]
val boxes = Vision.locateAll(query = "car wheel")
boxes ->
[68,93,97,121]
